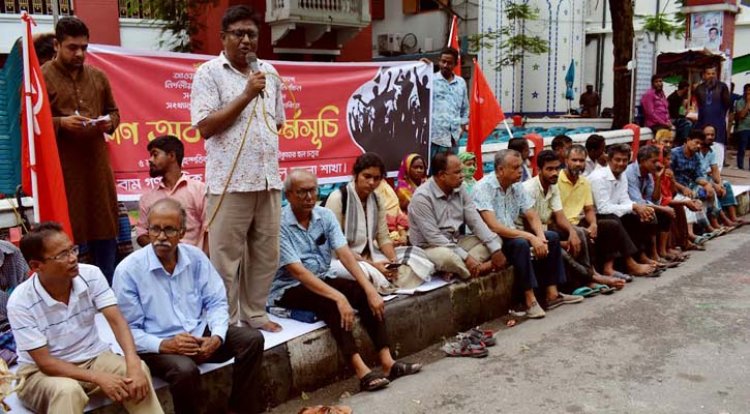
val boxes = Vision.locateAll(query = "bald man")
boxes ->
[113,198,264,414]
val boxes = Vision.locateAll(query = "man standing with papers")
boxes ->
[42,17,121,283]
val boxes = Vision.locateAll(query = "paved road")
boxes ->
[272,226,750,414]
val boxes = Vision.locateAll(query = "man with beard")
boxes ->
[42,17,121,283]
[557,145,627,288]
[693,66,731,170]
[698,125,744,228]
[136,135,207,251]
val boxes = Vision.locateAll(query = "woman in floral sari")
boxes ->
[395,153,426,211]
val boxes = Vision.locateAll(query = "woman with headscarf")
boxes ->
[394,154,426,211]
[458,151,478,193]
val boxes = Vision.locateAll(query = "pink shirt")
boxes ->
[641,88,671,128]
[137,175,207,249]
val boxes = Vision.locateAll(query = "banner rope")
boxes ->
[205,72,297,229]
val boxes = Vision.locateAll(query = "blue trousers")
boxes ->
[86,239,117,285]
[502,231,566,292]
[737,130,750,170]
[430,143,459,161]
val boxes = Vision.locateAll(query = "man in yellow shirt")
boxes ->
[557,145,632,289]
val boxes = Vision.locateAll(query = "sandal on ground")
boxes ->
[298,406,353,414]
[611,271,634,283]
[468,327,496,347]
[359,372,390,392]
[572,286,597,297]
[441,335,489,358]
[692,235,710,245]
[591,283,615,295]
[635,268,663,278]
[387,361,422,381]
[686,242,706,251]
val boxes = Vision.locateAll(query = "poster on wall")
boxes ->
[690,11,723,51]
[85,45,432,198]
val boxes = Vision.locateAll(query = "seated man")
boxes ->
[408,152,507,280]
[1,240,29,359]
[136,135,208,251]
[269,169,421,392]
[557,145,628,288]
[589,144,660,277]
[8,222,162,413]
[114,198,263,414]
[584,134,607,176]
[699,125,745,228]
[507,137,532,181]
[526,150,620,294]
[551,134,573,167]
[473,149,583,319]
[671,129,719,236]
[625,145,678,265]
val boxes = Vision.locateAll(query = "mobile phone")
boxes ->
[385,262,403,270]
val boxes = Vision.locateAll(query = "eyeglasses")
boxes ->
[294,188,317,199]
[44,246,79,262]
[147,226,181,238]
[224,29,259,40]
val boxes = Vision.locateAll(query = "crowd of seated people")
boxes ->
[2,133,747,413]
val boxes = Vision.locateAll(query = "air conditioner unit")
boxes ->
[377,33,403,55]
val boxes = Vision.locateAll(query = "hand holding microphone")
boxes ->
[245,52,266,99]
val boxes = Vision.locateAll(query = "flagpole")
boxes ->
[502,119,513,139]
[21,12,41,224]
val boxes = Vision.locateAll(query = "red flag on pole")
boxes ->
[448,15,461,76]
[468,59,505,180]
[20,12,73,236]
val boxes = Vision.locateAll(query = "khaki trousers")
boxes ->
[17,351,163,414]
[423,235,491,280]
[208,190,281,327]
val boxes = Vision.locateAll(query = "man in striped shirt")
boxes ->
[7,222,163,413]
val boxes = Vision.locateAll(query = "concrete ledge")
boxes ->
[87,268,514,413]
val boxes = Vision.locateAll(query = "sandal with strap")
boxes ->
[591,283,615,295]
[359,372,389,392]
[468,327,496,347]
[387,360,422,381]
[441,335,488,358]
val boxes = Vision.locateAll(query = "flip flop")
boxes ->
[359,372,389,392]
[591,283,615,295]
[611,271,634,283]
[387,361,422,382]
[572,286,597,298]
[692,235,710,245]
[635,268,663,278]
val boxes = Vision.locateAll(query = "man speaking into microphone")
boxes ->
[191,5,286,333]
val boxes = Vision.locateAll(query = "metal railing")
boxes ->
[1,0,72,15]
[267,0,366,21]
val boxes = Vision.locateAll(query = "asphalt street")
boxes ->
[272,225,750,414]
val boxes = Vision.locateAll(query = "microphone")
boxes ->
[246,52,264,98]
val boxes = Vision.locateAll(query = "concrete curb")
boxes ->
[91,268,514,413]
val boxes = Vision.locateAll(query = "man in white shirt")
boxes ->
[589,144,660,278]
[190,5,286,332]
[8,222,162,413]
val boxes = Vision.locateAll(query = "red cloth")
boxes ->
[20,13,73,236]
[659,174,673,206]
[448,15,461,76]
[467,60,504,180]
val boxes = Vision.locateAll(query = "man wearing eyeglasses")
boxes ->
[7,222,163,413]
[191,5,286,332]
[113,198,264,414]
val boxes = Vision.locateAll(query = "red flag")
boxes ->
[448,15,461,76]
[468,59,505,180]
[20,13,73,236]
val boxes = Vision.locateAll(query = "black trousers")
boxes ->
[140,326,264,414]
[278,277,390,358]
[586,215,639,262]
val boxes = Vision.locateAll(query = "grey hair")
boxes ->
[494,149,521,171]
[148,197,187,229]
[283,169,318,192]
[567,144,587,158]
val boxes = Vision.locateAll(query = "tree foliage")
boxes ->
[636,0,685,40]
[126,0,217,52]
[468,2,549,70]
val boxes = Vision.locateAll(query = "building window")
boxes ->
[403,0,447,15]
[1,0,72,15]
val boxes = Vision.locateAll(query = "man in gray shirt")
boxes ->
[408,152,506,280]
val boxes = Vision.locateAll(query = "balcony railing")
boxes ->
[1,0,72,15]
[266,0,370,45]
